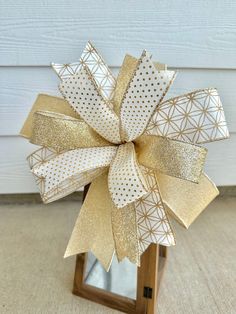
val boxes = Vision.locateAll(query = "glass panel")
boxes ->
[84,252,137,299]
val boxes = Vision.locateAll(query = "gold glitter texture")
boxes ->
[64,173,115,271]
[30,111,110,151]
[20,94,80,139]
[135,135,207,183]
[111,203,140,265]
[20,42,230,269]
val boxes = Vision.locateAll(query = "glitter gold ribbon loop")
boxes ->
[20,94,80,139]
[30,111,111,151]
[20,42,229,270]
[135,135,207,183]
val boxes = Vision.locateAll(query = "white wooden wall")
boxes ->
[1,0,236,193]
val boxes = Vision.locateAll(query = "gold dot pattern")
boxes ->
[45,168,106,204]
[52,41,116,101]
[28,146,106,203]
[145,88,229,144]
[108,142,148,208]
[120,50,176,142]
[32,146,117,195]
[24,42,230,266]
[28,147,59,202]
[135,166,175,252]
[59,67,121,144]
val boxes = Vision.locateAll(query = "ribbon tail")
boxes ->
[135,166,176,254]
[156,171,219,228]
[64,173,115,271]
[111,203,140,266]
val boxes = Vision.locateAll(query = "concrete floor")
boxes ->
[0,196,235,314]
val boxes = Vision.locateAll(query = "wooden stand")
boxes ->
[73,186,167,314]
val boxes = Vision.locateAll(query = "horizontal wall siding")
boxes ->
[0,0,236,193]
[0,138,37,193]
[0,0,236,67]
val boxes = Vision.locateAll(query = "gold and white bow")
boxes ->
[20,41,229,270]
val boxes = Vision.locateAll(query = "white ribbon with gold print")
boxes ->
[20,41,229,270]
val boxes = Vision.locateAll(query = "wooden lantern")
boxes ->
[72,186,167,314]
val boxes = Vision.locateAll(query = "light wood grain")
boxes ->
[0,197,235,313]
[1,0,236,67]
[0,67,235,135]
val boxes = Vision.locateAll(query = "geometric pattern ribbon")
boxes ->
[20,41,229,271]
[145,88,229,144]
[52,41,116,101]
[135,166,175,254]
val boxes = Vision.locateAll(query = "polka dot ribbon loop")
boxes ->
[31,146,117,204]
[119,50,176,142]
[59,66,121,144]
[20,41,229,270]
